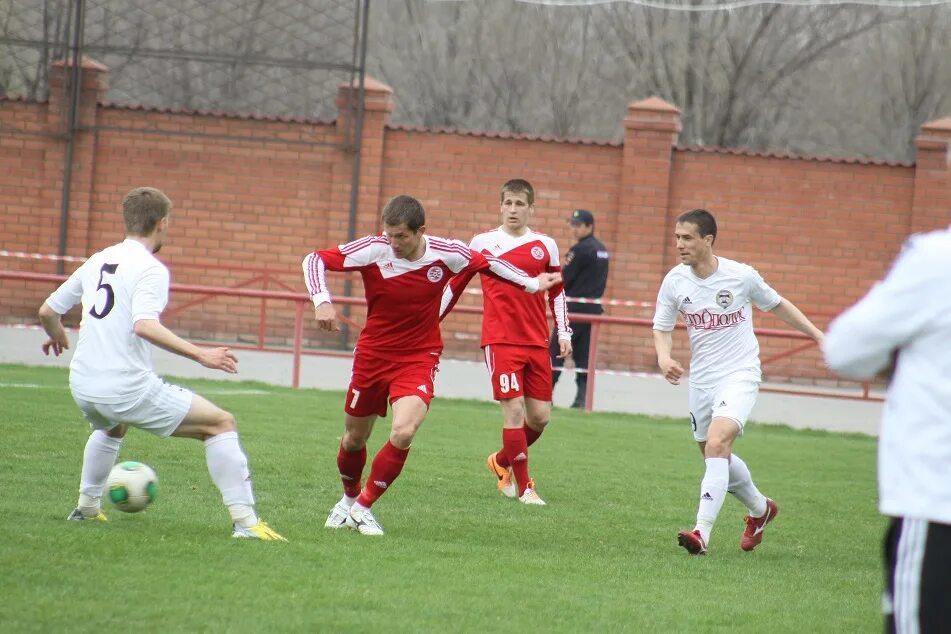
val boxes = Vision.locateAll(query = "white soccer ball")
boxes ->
[106,461,158,513]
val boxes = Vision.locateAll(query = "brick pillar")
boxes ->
[47,57,109,258]
[910,117,951,234]
[616,97,682,299]
[328,77,394,246]
[326,77,393,347]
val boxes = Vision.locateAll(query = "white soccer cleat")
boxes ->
[518,487,546,506]
[325,500,352,529]
[345,506,384,536]
[66,507,107,522]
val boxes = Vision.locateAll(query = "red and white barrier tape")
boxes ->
[11,323,78,331]
[0,250,87,263]
[461,286,653,308]
[2,250,656,309]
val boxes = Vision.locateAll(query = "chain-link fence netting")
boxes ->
[1,0,367,143]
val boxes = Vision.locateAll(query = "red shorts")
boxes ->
[482,343,552,401]
[345,351,439,417]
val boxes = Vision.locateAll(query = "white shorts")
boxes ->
[687,376,760,442]
[73,375,194,438]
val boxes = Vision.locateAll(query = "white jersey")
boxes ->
[45,239,169,403]
[823,226,951,524]
[653,257,781,387]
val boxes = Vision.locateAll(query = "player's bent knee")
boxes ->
[526,417,549,430]
[342,431,369,451]
[704,437,732,458]
[211,410,236,435]
[106,423,128,439]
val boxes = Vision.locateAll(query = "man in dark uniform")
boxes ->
[550,209,610,408]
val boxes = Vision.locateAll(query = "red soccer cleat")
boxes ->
[741,498,779,552]
[677,529,707,555]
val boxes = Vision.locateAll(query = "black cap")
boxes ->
[569,209,594,225]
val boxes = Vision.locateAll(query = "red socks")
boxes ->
[337,444,367,498]
[496,423,544,468]
[502,427,530,496]
[524,424,543,447]
[357,441,410,507]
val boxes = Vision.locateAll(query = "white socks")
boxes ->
[77,430,123,515]
[695,457,729,544]
[204,431,258,528]
[727,453,768,518]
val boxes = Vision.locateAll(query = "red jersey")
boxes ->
[303,233,539,361]
[444,227,569,349]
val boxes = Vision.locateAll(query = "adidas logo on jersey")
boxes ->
[417,385,428,394]
[382,262,395,271]
[682,296,692,305]
[718,401,727,407]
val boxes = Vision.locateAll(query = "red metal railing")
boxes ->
[1,269,880,405]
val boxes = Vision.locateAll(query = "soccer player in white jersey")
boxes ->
[823,225,951,632]
[652,209,823,555]
[302,194,560,536]
[441,179,571,505]
[38,187,285,541]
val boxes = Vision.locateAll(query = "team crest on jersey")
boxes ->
[426,266,444,283]
[716,290,734,308]
[530,246,545,260]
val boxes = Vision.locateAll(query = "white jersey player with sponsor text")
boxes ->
[39,187,285,541]
[652,208,824,555]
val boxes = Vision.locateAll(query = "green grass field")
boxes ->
[0,363,883,633]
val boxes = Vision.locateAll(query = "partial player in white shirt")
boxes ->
[39,187,284,541]
[440,179,570,506]
[651,209,823,555]
[823,226,951,632]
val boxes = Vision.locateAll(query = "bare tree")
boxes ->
[603,2,887,149]
[0,0,71,100]
[3,0,950,161]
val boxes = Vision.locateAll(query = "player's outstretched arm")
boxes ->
[653,329,684,385]
[38,302,70,356]
[769,298,824,345]
[133,319,238,374]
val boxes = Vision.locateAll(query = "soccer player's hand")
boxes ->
[41,336,69,356]
[199,347,239,374]
[535,272,562,292]
[557,339,572,359]
[313,302,340,332]
[659,358,684,385]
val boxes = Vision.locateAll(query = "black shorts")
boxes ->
[884,517,951,633]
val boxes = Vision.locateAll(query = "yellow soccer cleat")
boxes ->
[232,520,288,542]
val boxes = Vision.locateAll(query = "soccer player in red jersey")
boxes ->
[441,179,571,506]
[302,194,561,535]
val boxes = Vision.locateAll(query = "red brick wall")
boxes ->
[2,63,950,384]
